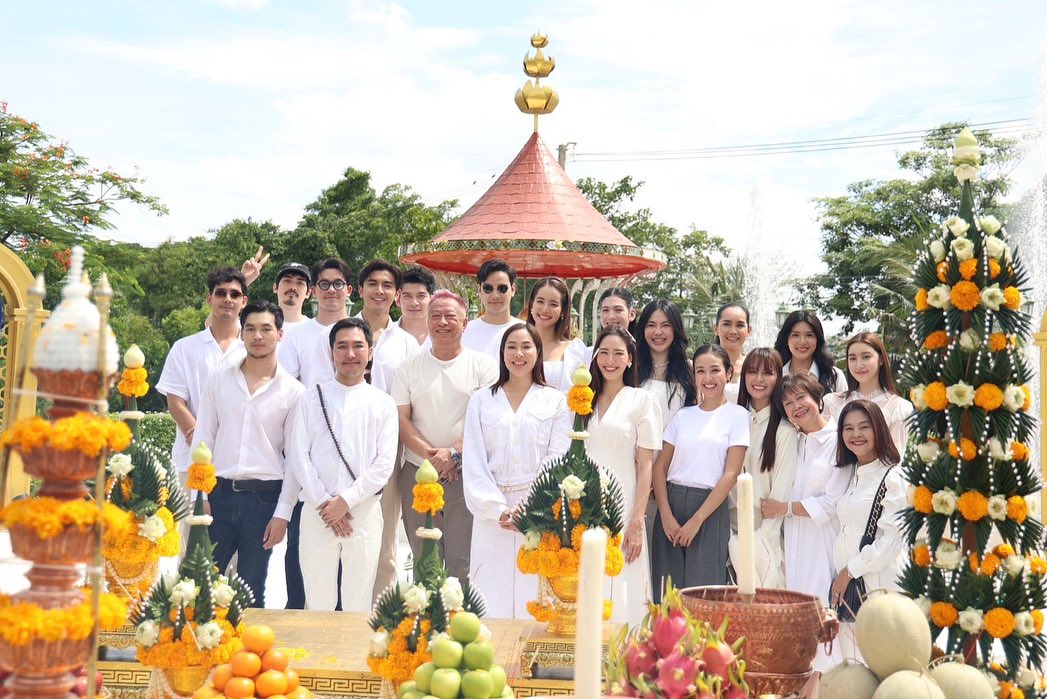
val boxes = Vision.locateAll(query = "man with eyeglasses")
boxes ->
[462,258,523,357]
[278,258,353,387]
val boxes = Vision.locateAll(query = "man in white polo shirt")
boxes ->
[191,300,304,607]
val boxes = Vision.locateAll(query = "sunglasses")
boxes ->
[212,289,244,300]
[317,280,348,291]
[481,283,511,295]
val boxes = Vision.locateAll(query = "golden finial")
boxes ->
[515,30,559,131]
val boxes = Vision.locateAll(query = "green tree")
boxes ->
[109,311,169,412]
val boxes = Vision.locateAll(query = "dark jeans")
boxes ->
[209,480,281,608]
[284,501,306,609]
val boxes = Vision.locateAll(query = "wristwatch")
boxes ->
[449,447,463,468]
[785,501,794,518]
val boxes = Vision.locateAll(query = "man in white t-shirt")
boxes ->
[461,258,523,356]
[395,266,435,351]
[392,291,498,582]
[273,262,312,328]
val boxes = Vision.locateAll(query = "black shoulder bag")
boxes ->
[832,468,891,622]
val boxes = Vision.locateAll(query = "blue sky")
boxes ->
[5,0,1046,293]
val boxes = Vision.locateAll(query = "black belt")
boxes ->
[216,477,283,493]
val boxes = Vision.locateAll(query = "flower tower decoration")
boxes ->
[513,365,626,634]
[605,580,749,698]
[367,460,488,688]
[130,442,253,698]
[898,126,1046,696]
[104,343,189,603]
[0,247,130,698]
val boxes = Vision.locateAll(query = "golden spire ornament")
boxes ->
[515,31,559,131]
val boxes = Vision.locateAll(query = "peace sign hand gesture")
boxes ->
[241,246,271,286]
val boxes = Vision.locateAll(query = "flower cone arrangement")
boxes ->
[898,127,1047,696]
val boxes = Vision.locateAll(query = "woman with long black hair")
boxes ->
[773,310,847,397]
[636,299,697,427]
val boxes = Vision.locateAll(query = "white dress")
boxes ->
[585,387,662,625]
[640,379,687,429]
[463,385,572,618]
[823,391,914,456]
[783,420,848,671]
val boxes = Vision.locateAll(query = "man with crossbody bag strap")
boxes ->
[286,318,398,611]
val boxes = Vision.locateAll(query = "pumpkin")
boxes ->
[872,670,944,699]
[820,659,879,699]
[928,661,994,698]
[855,592,932,679]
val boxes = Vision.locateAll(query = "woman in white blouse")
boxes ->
[829,399,907,661]
[463,324,572,618]
[713,303,751,403]
[636,300,697,427]
[823,332,914,455]
[774,310,847,397]
[526,276,586,391]
[729,348,797,589]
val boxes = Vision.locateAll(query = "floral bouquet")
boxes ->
[131,443,252,697]
[367,460,487,686]
[103,344,189,603]
[605,580,748,699]
[513,366,626,631]
[898,126,1047,695]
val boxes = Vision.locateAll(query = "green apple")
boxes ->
[430,668,462,699]
[399,681,418,698]
[414,662,436,693]
[500,686,514,699]
[430,638,464,668]
[463,640,495,670]
[402,692,423,699]
[450,612,481,644]
[461,670,493,699]
[488,665,507,696]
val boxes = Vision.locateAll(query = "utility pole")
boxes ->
[557,141,576,170]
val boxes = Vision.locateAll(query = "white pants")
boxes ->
[300,497,382,612]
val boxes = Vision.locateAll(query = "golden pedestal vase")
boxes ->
[542,574,580,636]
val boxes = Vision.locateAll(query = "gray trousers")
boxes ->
[399,461,473,583]
[650,482,729,602]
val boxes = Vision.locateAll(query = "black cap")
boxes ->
[275,262,311,285]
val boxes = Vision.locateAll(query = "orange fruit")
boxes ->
[231,651,262,678]
[268,696,287,699]
[212,664,234,691]
[256,670,289,698]
[243,624,276,654]
[224,677,255,699]
[284,669,299,692]
[193,687,219,699]
[261,649,289,672]
[285,688,310,699]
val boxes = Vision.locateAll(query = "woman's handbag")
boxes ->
[833,469,891,622]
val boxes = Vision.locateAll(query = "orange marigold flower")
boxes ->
[551,499,562,520]
[957,491,989,521]
[983,607,1016,639]
[117,367,150,398]
[566,385,594,416]
[913,486,934,514]
[1003,286,1022,311]
[948,438,977,461]
[988,259,1002,279]
[517,548,538,574]
[989,332,1009,351]
[1031,610,1044,634]
[924,382,948,411]
[958,258,978,280]
[604,546,624,576]
[980,553,1002,576]
[1021,384,1031,411]
[1012,442,1029,461]
[993,544,1016,558]
[930,602,958,627]
[556,548,579,574]
[924,331,949,351]
[539,532,561,552]
[537,551,560,578]
[571,524,587,551]
[187,462,217,494]
[1029,557,1046,576]
[936,261,950,282]
[951,281,981,311]
[568,500,582,520]
[915,288,930,311]
[412,482,445,515]
[602,600,613,621]
[912,544,932,567]
[974,383,1004,411]
[1008,496,1028,524]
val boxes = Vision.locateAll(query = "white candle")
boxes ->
[575,527,608,699]
[736,473,756,597]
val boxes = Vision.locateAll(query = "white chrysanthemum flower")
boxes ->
[951,237,975,261]
[1003,385,1026,412]
[370,630,390,656]
[988,495,1008,521]
[985,235,1008,261]
[958,607,983,634]
[954,164,979,183]
[931,489,957,515]
[441,577,464,612]
[980,285,1005,311]
[930,240,947,263]
[136,620,160,647]
[1004,554,1026,576]
[906,484,917,506]
[916,441,940,464]
[523,529,541,551]
[170,579,199,606]
[402,584,430,614]
[910,385,927,410]
[944,216,971,237]
[108,453,134,478]
[1015,612,1036,637]
[935,541,962,570]
[958,329,980,351]
[560,475,586,500]
[927,285,953,310]
[1017,665,1037,687]
[988,438,1013,461]
[946,381,974,408]
[417,527,443,540]
[979,215,1002,235]
[212,583,235,607]
[138,514,167,543]
[197,621,224,650]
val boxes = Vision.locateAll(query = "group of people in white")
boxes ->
[155,254,913,667]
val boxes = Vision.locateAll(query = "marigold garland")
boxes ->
[924,331,949,351]
[0,591,128,646]
[957,491,988,521]
[924,382,948,411]
[117,367,150,398]
[915,288,930,311]
[974,383,1004,411]
[912,544,931,567]
[567,385,594,416]
[365,617,431,685]
[951,280,981,311]
[984,607,1016,639]
[527,600,554,623]
[0,412,131,456]
[958,258,978,280]
[1008,496,1028,524]
[412,482,445,515]
[605,545,625,576]
[930,601,958,627]
[136,620,243,669]
[1003,286,1022,311]
[913,486,934,514]
[0,498,124,539]
[948,438,977,461]
[187,462,217,494]
[571,524,587,551]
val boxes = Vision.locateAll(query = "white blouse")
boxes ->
[783,359,848,394]
[640,378,688,429]
[832,459,908,591]
[791,421,849,527]
[823,391,914,456]
[742,406,799,527]
[462,384,573,522]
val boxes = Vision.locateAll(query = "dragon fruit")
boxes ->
[651,608,689,657]
[654,651,698,699]
[624,639,658,679]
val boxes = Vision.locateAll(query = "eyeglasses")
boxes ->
[212,289,244,300]
[317,280,348,291]
[481,283,511,295]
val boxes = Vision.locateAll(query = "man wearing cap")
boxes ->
[274,262,312,328]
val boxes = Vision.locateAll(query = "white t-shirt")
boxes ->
[391,349,499,465]
[663,402,750,489]
[278,317,338,387]
[467,317,525,357]
[353,314,422,393]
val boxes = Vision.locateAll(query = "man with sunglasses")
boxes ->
[461,258,523,357]
[157,267,248,492]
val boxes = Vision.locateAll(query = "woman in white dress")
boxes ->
[823,332,914,455]
[829,400,907,661]
[761,373,847,670]
[651,345,749,601]
[526,276,586,391]
[729,348,797,589]
[584,327,661,626]
[774,310,847,398]
[713,303,750,403]
[463,324,572,618]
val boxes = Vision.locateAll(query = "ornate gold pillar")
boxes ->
[1035,308,1047,523]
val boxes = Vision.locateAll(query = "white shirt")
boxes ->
[353,313,421,393]
[791,421,849,527]
[392,349,499,465]
[823,390,914,456]
[463,385,572,522]
[278,317,337,387]
[783,359,848,395]
[469,317,525,357]
[156,328,245,472]
[287,380,398,512]
[393,317,432,352]
[191,361,305,519]
[663,402,750,488]
[640,379,688,429]
[832,459,907,589]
